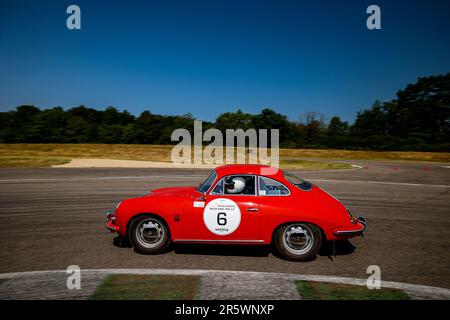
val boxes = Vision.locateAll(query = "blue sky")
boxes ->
[0,0,449,123]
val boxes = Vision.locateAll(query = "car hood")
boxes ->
[146,186,198,198]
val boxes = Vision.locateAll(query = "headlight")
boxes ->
[347,209,357,224]
[106,210,115,222]
[107,201,121,222]
[347,208,353,218]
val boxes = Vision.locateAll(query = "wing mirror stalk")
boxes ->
[195,191,207,201]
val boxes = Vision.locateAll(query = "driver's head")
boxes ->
[225,176,246,194]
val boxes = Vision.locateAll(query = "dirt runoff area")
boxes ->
[52,158,217,169]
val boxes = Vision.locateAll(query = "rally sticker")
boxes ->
[203,198,241,236]
[193,201,205,208]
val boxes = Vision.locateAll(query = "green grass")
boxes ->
[0,143,448,168]
[89,274,201,300]
[0,144,174,167]
[0,156,70,168]
[281,148,450,163]
[296,280,411,300]
[0,144,352,169]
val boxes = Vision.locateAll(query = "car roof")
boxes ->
[215,164,284,179]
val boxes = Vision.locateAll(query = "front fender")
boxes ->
[115,196,187,239]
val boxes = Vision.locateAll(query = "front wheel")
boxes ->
[273,223,322,261]
[129,215,171,254]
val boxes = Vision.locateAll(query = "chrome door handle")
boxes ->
[246,207,259,212]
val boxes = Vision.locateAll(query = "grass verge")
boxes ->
[89,274,200,300]
[281,148,450,162]
[0,144,352,169]
[0,143,448,168]
[296,280,411,300]
[0,156,70,168]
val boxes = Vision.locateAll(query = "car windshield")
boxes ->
[283,171,312,191]
[197,171,217,193]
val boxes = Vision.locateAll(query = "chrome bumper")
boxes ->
[334,216,367,237]
[106,210,119,232]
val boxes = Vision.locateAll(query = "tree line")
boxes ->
[0,73,449,151]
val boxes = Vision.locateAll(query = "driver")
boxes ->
[224,176,246,194]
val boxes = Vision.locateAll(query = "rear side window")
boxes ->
[258,176,290,195]
[284,171,312,191]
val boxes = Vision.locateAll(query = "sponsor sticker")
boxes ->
[203,198,241,235]
[193,201,205,208]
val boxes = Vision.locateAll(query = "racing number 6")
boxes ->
[217,212,227,226]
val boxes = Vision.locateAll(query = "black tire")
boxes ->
[129,215,171,254]
[273,223,322,261]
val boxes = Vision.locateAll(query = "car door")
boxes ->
[178,174,262,242]
[257,175,294,240]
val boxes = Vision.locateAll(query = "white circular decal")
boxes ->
[203,198,241,236]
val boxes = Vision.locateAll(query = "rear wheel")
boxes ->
[129,215,171,254]
[274,223,322,261]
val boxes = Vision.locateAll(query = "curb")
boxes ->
[0,269,449,300]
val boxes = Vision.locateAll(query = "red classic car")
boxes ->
[106,164,366,261]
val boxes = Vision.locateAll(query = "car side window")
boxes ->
[198,171,217,193]
[217,175,256,195]
[259,176,290,196]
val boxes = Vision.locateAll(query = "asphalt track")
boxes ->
[0,161,449,288]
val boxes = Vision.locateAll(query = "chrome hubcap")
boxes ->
[135,218,164,248]
[283,224,314,255]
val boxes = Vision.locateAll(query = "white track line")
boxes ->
[288,164,363,175]
[0,268,449,297]
[310,179,450,188]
